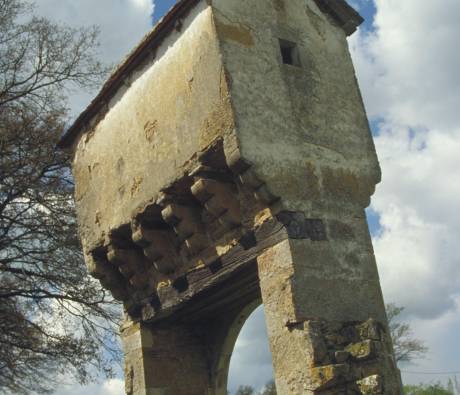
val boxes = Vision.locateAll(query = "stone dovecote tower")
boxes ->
[60,0,403,393]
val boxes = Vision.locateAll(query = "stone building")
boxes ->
[60,0,403,393]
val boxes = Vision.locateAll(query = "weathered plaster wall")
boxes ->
[213,0,380,215]
[68,0,402,392]
[213,0,386,327]
[72,1,235,252]
[211,1,401,392]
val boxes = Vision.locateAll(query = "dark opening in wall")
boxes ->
[172,276,189,293]
[209,258,223,274]
[279,39,301,67]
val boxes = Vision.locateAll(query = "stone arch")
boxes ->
[65,0,404,392]
[211,298,262,395]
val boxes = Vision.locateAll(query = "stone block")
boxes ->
[63,0,402,393]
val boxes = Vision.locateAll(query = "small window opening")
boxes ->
[279,39,301,67]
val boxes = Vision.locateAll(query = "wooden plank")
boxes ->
[144,219,288,323]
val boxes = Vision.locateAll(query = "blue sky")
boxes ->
[34,0,460,393]
[152,0,177,23]
[353,0,376,31]
[152,0,378,28]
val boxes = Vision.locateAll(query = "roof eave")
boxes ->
[313,0,364,36]
[58,0,200,149]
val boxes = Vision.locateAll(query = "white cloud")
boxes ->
[350,0,460,131]
[34,0,154,64]
[100,379,125,395]
[228,306,274,393]
[350,0,460,321]
[56,379,124,395]
[129,0,153,12]
[369,122,460,319]
[33,0,155,116]
[398,296,460,385]
[349,0,460,384]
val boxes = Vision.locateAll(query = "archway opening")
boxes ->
[226,305,276,394]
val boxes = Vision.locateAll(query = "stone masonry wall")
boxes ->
[213,0,381,215]
[72,1,235,254]
[67,0,403,393]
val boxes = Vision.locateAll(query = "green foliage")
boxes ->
[403,383,454,395]
[234,381,277,395]
[235,385,256,395]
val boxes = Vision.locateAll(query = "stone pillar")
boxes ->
[120,298,261,395]
[121,320,211,395]
[258,212,402,395]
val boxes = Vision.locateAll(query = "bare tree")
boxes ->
[386,304,428,364]
[447,376,460,395]
[0,1,119,394]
